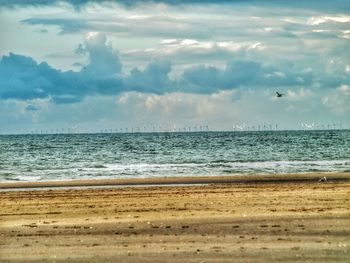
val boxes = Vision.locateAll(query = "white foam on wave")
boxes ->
[225,159,350,168]
[84,159,350,176]
[208,159,350,174]
[88,163,207,175]
[3,160,349,182]
[13,175,43,182]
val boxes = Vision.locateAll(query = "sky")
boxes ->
[0,0,350,134]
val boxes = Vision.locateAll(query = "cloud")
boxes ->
[112,87,343,131]
[180,60,314,93]
[16,2,349,85]
[22,18,91,34]
[322,85,350,113]
[0,98,51,128]
[15,0,350,79]
[0,38,345,104]
[0,33,124,103]
[0,53,64,100]
[181,65,220,93]
[1,29,349,104]
[22,15,211,38]
[307,15,350,26]
[116,91,239,122]
[1,0,350,12]
[125,59,173,94]
[80,32,122,77]
[125,39,265,63]
[0,0,240,10]
[25,104,40,112]
[17,1,349,42]
[0,50,312,102]
[287,88,313,100]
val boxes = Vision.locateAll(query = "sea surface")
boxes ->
[0,130,350,182]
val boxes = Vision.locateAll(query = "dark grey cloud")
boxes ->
[182,65,220,93]
[0,53,63,100]
[1,0,350,10]
[0,33,124,103]
[0,1,268,8]
[0,52,115,103]
[22,16,210,38]
[26,104,39,111]
[0,0,230,8]
[180,60,315,93]
[23,18,90,34]
[126,59,174,94]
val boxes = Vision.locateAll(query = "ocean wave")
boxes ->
[1,131,349,182]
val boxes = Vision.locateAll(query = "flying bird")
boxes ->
[276,92,285,98]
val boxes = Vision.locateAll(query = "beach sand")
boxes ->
[1,173,350,262]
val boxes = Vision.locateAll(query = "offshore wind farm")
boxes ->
[0,121,347,135]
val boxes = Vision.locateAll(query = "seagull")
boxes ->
[276,92,285,98]
[318,176,327,183]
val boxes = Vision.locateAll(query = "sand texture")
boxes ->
[1,173,350,262]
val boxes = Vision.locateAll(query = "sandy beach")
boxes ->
[1,173,350,262]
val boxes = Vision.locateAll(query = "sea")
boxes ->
[0,130,349,182]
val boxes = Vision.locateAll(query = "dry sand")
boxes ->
[1,173,350,262]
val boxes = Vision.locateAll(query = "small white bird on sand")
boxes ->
[318,176,327,183]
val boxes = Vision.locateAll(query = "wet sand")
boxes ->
[1,173,350,262]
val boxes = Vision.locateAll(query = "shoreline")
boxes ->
[1,172,350,190]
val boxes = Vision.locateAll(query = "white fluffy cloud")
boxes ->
[307,15,350,26]
[80,32,122,77]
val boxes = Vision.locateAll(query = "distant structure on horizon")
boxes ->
[233,123,280,132]
[301,122,343,130]
[2,122,347,135]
